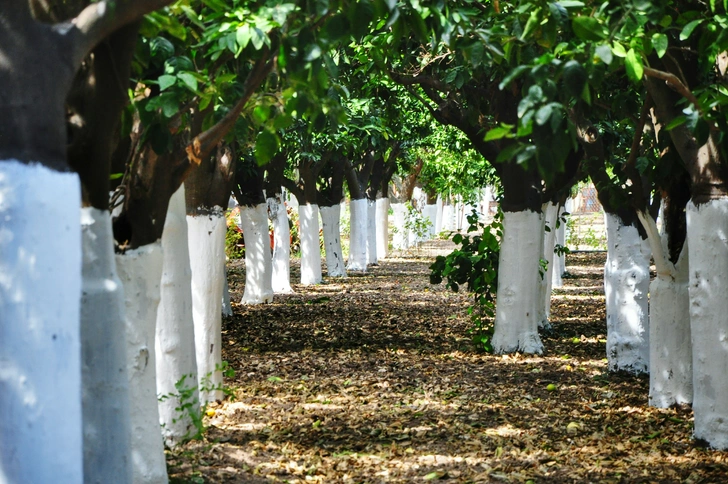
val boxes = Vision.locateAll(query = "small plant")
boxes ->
[225,209,245,259]
[403,202,433,250]
[158,361,236,445]
[430,209,502,352]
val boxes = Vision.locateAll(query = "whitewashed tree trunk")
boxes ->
[492,210,545,354]
[222,271,232,317]
[116,243,169,484]
[423,203,437,240]
[435,195,444,234]
[552,204,567,289]
[603,213,651,374]
[155,188,198,447]
[539,202,559,328]
[391,202,408,250]
[299,203,323,284]
[687,199,728,448]
[188,212,226,404]
[268,194,293,293]
[320,204,347,277]
[376,197,389,259]
[366,198,378,264]
[81,207,132,483]
[442,200,456,231]
[239,203,274,303]
[0,162,84,483]
[348,198,368,270]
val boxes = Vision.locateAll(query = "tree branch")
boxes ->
[643,67,703,118]
[389,71,450,93]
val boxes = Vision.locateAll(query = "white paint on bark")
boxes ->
[0,162,83,483]
[222,272,233,317]
[81,207,132,483]
[552,204,567,289]
[155,187,198,447]
[238,203,274,303]
[366,198,378,265]
[116,243,169,484]
[539,202,559,328]
[492,210,545,354]
[603,212,651,374]
[348,198,368,270]
[376,197,389,259]
[442,201,456,232]
[299,203,323,285]
[320,204,346,277]
[687,199,728,448]
[423,204,437,240]
[187,212,226,404]
[435,195,444,234]
[268,195,293,293]
[391,202,408,250]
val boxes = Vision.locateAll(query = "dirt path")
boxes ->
[168,250,727,483]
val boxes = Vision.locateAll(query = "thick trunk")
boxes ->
[687,199,728,448]
[155,187,198,446]
[187,212,226,404]
[539,202,560,328]
[348,198,368,270]
[299,204,323,285]
[366,198,378,265]
[0,162,83,483]
[116,242,169,484]
[268,194,293,293]
[603,213,651,374]
[238,203,274,303]
[492,210,545,354]
[376,197,390,259]
[81,207,132,483]
[320,204,347,277]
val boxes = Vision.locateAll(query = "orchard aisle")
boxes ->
[167,252,726,483]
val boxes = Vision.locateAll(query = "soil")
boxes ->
[167,243,728,483]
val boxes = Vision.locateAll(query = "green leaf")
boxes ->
[251,27,267,50]
[535,104,553,125]
[562,60,587,97]
[236,24,252,49]
[611,42,627,58]
[150,37,175,61]
[521,8,542,41]
[665,115,687,130]
[177,72,198,93]
[680,20,704,41]
[595,44,613,65]
[485,124,514,141]
[652,33,668,58]
[158,74,177,91]
[572,16,605,41]
[557,0,585,7]
[498,66,528,90]
[255,129,280,165]
[625,48,644,84]
[495,143,523,163]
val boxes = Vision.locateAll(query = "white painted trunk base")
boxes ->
[552,205,567,289]
[539,202,559,328]
[366,198,378,265]
[320,204,347,277]
[423,204,437,241]
[81,208,132,483]
[116,243,169,484]
[687,199,728,448]
[188,213,227,404]
[376,198,390,259]
[442,202,456,232]
[492,210,545,354]
[348,199,368,270]
[435,196,444,234]
[299,204,323,285]
[155,188,199,446]
[0,162,83,483]
[222,272,233,317]
[649,251,691,407]
[268,195,293,293]
[391,203,408,250]
[603,213,650,374]
[239,203,274,304]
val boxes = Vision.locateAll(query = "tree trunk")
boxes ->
[376,197,390,259]
[80,207,132,483]
[238,203,274,303]
[539,201,560,328]
[320,204,347,277]
[187,212,226,404]
[366,198,378,264]
[268,193,294,293]
[116,243,169,484]
[348,198,369,270]
[155,187,199,446]
[491,209,545,354]
[0,162,84,483]
[603,213,651,374]
[299,203,323,285]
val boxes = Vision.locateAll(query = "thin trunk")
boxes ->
[391,202,408,250]
[539,202,560,328]
[366,198,378,265]
[348,198,368,270]
[320,204,347,277]
[268,194,293,293]
[376,197,390,259]
[299,204,323,285]
[238,203,274,303]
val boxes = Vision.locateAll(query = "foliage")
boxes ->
[225,209,245,259]
[430,210,503,352]
[403,202,433,247]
